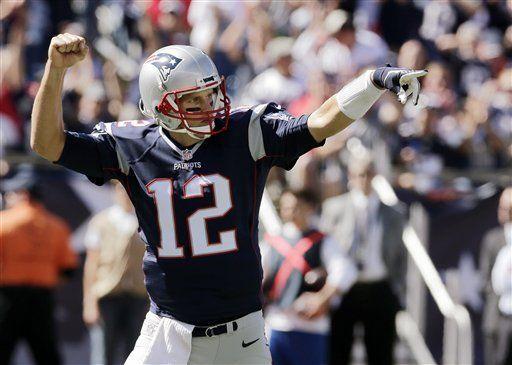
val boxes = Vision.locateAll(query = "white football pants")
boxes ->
[125,310,272,365]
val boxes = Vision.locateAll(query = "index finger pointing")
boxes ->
[400,70,428,84]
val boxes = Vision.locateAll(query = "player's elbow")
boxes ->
[30,135,44,157]
[307,116,331,143]
[30,137,63,162]
[30,137,43,156]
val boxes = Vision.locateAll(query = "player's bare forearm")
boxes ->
[30,62,67,161]
[30,33,88,161]
[308,96,354,142]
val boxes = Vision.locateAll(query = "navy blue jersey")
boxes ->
[57,103,324,325]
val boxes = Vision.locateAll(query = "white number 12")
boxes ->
[146,174,238,258]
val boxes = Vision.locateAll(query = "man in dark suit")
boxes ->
[480,187,512,365]
[321,156,407,365]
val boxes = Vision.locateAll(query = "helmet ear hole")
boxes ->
[139,99,153,118]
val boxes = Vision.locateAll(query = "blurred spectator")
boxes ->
[486,67,512,166]
[397,39,428,71]
[146,0,189,47]
[463,96,507,169]
[480,187,512,365]
[77,80,112,128]
[353,1,381,31]
[245,4,275,74]
[1,3,27,150]
[485,0,512,34]
[491,230,512,365]
[188,0,243,55]
[288,70,336,116]
[261,189,356,365]
[420,0,457,42]
[82,181,148,365]
[435,20,503,97]
[241,37,304,108]
[319,10,388,80]
[378,0,423,51]
[421,61,457,112]
[321,156,406,365]
[0,164,78,365]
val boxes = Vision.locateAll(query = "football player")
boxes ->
[31,33,426,364]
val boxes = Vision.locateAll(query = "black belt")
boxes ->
[192,321,239,337]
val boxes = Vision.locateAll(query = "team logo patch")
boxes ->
[146,53,183,82]
[264,111,293,122]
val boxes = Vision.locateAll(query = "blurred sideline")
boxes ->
[259,174,474,365]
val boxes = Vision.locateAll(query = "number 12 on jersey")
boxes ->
[146,174,237,258]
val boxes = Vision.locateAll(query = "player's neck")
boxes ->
[166,130,202,148]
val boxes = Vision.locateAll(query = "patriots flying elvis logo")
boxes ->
[146,53,183,82]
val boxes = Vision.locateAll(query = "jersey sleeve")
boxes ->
[247,103,325,170]
[55,123,129,185]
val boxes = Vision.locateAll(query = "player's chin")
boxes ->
[190,121,211,131]
[186,119,208,127]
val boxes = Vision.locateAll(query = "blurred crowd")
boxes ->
[1,0,511,198]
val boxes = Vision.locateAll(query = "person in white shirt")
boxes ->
[321,156,407,365]
[319,10,389,81]
[490,187,512,365]
[492,241,512,315]
[83,182,148,365]
[240,37,305,108]
[479,186,512,364]
[261,189,356,365]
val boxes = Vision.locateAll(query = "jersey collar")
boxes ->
[159,126,204,161]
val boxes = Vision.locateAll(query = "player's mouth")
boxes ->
[185,107,213,126]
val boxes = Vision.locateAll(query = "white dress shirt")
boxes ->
[240,68,305,108]
[350,190,388,282]
[491,223,512,315]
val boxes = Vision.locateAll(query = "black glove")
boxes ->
[372,65,428,105]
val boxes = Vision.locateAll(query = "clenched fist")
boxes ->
[48,33,88,69]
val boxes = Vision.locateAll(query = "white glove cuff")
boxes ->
[335,70,385,120]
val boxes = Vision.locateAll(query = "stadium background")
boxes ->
[1,0,511,364]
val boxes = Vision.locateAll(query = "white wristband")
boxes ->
[335,70,385,120]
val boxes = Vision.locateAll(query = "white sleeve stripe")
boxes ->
[105,122,113,136]
[92,122,129,175]
[116,149,130,175]
[248,103,268,161]
[107,123,129,175]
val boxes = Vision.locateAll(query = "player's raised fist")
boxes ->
[48,33,88,69]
